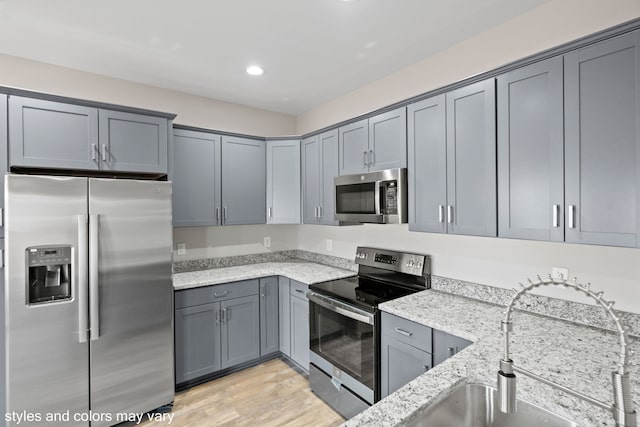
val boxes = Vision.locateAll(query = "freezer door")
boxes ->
[4,174,89,426]
[88,179,173,425]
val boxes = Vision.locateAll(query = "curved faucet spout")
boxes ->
[497,275,636,427]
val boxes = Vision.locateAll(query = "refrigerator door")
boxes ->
[4,174,89,426]
[88,178,173,425]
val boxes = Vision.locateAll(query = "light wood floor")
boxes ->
[139,359,345,427]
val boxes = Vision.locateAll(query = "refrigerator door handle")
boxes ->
[78,214,89,343]
[89,214,100,341]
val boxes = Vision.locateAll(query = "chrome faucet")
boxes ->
[497,275,637,427]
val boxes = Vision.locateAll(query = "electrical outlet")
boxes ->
[177,243,186,256]
[552,266,569,280]
[326,239,332,251]
[264,237,271,248]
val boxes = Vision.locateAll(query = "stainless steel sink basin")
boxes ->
[405,383,578,427]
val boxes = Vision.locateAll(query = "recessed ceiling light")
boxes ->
[246,65,265,76]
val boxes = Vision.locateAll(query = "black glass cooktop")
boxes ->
[309,276,422,312]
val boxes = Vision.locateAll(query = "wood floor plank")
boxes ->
[138,359,345,426]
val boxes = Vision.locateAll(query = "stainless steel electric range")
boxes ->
[308,247,431,419]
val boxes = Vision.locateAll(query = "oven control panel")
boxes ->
[355,246,430,277]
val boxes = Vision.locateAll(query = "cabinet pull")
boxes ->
[568,205,575,229]
[438,205,444,223]
[91,144,98,161]
[423,365,429,372]
[215,310,220,324]
[318,206,323,218]
[295,289,305,294]
[447,205,453,224]
[553,204,560,228]
[363,150,368,167]
[224,207,228,220]
[448,346,455,356]
[216,207,220,222]
[268,206,273,218]
[213,290,229,298]
[369,149,375,166]
[224,308,229,321]
[395,328,413,337]
[101,144,107,162]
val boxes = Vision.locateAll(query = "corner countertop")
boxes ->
[345,289,639,427]
[173,261,356,290]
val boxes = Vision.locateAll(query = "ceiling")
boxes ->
[0,0,547,115]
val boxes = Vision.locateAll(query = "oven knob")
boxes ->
[417,262,423,269]
[407,260,414,267]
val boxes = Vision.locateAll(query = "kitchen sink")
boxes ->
[405,383,578,427]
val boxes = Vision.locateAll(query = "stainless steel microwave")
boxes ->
[334,168,407,224]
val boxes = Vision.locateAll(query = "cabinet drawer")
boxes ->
[175,279,259,309]
[290,280,309,300]
[381,312,432,352]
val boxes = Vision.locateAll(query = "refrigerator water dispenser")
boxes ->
[27,246,72,304]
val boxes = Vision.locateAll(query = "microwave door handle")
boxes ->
[374,181,382,215]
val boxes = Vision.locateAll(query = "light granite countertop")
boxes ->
[173,261,356,290]
[345,289,639,427]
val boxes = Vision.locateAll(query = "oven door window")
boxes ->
[310,301,374,390]
[335,182,376,215]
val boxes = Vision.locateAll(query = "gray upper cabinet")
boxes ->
[266,139,300,224]
[172,128,221,227]
[339,108,407,175]
[9,97,99,170]
[259,277,279,356]
[339,119,368,175]
[9,96,169,174]
[564,30,640,247]
[368,107,407,172]
[220,294,260,369]
[407,94,447,233]
[98,110,168,173]
[497,57,564,242]
[408,79,496,237]
[302,129,339,225]
[446,79,497,237]
[221,136,266,225]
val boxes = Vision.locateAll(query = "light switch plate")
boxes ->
[552,266,569,280]
[264,237,271,248]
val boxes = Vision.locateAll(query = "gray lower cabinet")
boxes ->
[380,312,432,399]
[302,129,339,225]
[564,29,640,247]
[259,277,279,356]
[266,139,301,224]
[278,277,291,356]
[408,79,496,237]
[497,57,564,242]
[221,136,266,225]
[290,280,310,370]
[432,329,472,367]
[174,279,260,384]
[98,109,168,174]
[9,96,169,174]
[172,128,221,227]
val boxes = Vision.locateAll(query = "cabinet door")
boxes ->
[221,136,266,225]
[174,303,221,383]
[259,277,279,356]
[290,293,309,370]
[407,95,447,233]
[0,95,7,238]
[446,79,497,237]
[172,129,221,227]
[380,334,431,398]
[565,30,640,247]
[9,96,99,170]
[433,329,472,367]
[498,58,564,242]
[98,110,168,173]
[278,277,291,356]
[368,107,407,172]
[302,135,321,224]
[339,119,369,175]
[319,129,340,225]
[266,140,301,224]
[220,295,260,369]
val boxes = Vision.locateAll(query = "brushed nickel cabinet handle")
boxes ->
[395,328,413,337]
[568,205,575,229]
[363,150,368,167]
[447,205,453,224]
[438,205,444,223]
[553,204,560,228]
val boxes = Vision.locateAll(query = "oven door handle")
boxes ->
[308,292,375,325]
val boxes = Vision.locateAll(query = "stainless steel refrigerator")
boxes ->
[2,174,174,427]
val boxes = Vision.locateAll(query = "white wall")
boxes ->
[0,53,296,137]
